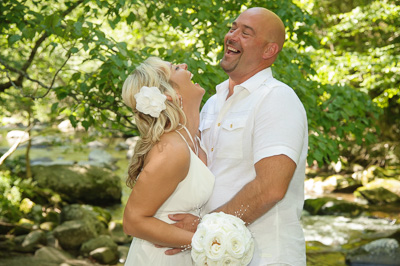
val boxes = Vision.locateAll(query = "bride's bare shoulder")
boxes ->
[144,132,190,175]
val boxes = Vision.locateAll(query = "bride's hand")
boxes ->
[168,213,200,232]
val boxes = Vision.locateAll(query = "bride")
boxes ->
[121,57,215,265]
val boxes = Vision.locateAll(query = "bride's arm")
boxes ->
[123,133,193,248]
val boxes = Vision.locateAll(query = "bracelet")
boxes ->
[180,244,192,252]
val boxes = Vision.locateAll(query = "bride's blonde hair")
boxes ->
[122,57,186,188]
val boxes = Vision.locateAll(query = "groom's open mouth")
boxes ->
[226,45,241,55]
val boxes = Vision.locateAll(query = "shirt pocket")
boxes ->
[199,117,213,133]
[216,118,247,159]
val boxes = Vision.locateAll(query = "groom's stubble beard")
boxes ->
[220,55,240,74]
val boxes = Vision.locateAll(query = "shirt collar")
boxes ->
[216,68,273,95]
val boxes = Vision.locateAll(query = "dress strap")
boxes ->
[176,124,198,155]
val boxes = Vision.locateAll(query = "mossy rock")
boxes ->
[304,198,365,217]
[31,164,121,206]
[355,186,400,205]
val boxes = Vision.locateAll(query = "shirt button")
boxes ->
[230,124,233,128]
[217,123,221,127]
[211,148,214,152]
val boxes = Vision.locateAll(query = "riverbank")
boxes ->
[1,124,399,265]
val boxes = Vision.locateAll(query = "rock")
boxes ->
[346,238,400,266]
[304,175,357,195]
[90,246,119,265]
[373,166,400,179]
[21,230,47,249]
[87,140,106,149]
[34,246,73,263]
[304,197,365,217]
[118,245,130,264]
[108,221,132,244]
[355,186,400,205]
[61,204,109,235]
[364,178,400,196]
[115,141,129,151]
[30,135,62,148]
[334,175,362,193]
[78,149,117,170]
[0,238,16,251]
[6,130,29,145]
[57,120,84,133]
[0,220,15,234]
[6,234,37,252]
[33,246,97,265]
[53,220,98,250]
[39,222,57,231]
[12,222,34,236]
[31,159,76,166]
[31,164,121,205]
[88,149,115,165]
[80,235,118,257]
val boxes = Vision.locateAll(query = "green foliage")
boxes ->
[0,155,62,223]
[0,0,383,166]
[0,170,24,222]
[303,0,400,141]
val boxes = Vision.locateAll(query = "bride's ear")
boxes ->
[165,94,181,102]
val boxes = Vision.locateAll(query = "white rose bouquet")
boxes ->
[134,86,167,118]
[191,212,254,266]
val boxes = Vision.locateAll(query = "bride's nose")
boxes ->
[178,63,188,70]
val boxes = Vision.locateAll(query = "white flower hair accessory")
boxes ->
[134,86,167,118]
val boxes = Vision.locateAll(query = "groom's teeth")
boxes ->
[228,46,239,52]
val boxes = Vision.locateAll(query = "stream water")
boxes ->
[1,127,399,265]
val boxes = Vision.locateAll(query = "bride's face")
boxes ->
[168,63,205,102]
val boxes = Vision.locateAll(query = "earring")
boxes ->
[180,96,183,109]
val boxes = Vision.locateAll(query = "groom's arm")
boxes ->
[169,154,295,227]
[165,154,295,255]
[213,154,296,225]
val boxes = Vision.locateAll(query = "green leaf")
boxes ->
[82,120,91,130]
[8,34,21,46]
[127,12,136,24]
[69,115,77,128]
[51,102,59,113]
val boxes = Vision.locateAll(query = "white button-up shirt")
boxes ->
[200,68,308,265]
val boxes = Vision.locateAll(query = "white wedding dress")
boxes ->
[125,127,215,266]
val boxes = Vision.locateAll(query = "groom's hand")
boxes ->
[168,213,200,233]
[161,213,199,256]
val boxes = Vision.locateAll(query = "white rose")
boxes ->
[192,249,208,265]
[226,231,246,258]
[221,255,241,266]
[134,86,167,118]
[192,226,207,252]
[240,239,255,265]
[203,230,226,261]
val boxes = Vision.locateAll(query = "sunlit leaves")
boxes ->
[1,0,389,166]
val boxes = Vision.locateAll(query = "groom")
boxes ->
[170,7,308,265]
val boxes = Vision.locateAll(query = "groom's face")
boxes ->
[220,10,270,80]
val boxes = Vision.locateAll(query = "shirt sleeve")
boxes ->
[253,85,307,165]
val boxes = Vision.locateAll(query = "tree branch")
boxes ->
[0,0,85,93]
[0,125,34,166]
